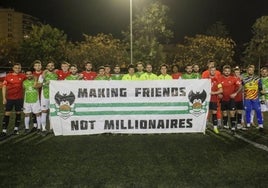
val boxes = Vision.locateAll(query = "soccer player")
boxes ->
[104,64,111,79]
[158,64,172,80]
[260,67,268,120]
[233,67,245,130]
[80,61,97,80]
[139,63,158,80]
[32,60,43,79]
[0,63,26,137]
[37,61,58,135]
[122,64,139,80]
[181,64,201,79]
[242,65,264,132]
[219,65,242,132]
[192,64,201,78]
[111,64,123,80]
[135,61,145,78]
[171,64,181,79]
[95,66,109,80]
[201,60,221,78]
[65,64,81,80]
[56,61,70,80]
[23,70,41,133]
[208,67,223,133]
[31,60,43,132]
[202,62,222,127]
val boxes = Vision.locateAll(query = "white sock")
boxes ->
[24,116,30,129]
[41,112,47,131]
[36,116,41,129]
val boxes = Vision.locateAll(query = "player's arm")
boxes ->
[211,83,223,95]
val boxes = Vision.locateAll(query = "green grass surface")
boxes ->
[0,89,268,187]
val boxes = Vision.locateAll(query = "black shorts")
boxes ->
[209,102,218,111]
[235,101,244,110]
[5,99,23,112]
[221,99,236,111]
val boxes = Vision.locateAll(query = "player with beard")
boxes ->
[219,65,242,132]
[242,65,264,132]
[208,67,223,133]
[37,61,58,136]
[0,63,26,137]
[80,61,97,80]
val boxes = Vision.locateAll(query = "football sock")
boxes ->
[24,116,30,130]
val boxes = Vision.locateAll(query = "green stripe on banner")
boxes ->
[50,110,190,116]
[73,102,189,108]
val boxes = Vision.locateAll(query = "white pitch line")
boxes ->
[234,134,268,152]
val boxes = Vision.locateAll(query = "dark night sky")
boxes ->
[1,0,268,45]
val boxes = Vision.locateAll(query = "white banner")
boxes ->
[49,80,211,136]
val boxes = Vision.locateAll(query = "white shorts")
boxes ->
[261,100,268,112]
[41,94,50,111]
[23,101,41,114]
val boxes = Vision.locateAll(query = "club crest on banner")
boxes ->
[188,90,207,117]
[54,91,76,119]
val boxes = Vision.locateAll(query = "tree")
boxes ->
[18,24,68,67]
[205,21,230,38]
[66,33,128,70]
[175,35,236,70]
[123,1,173,67]
[243,16,268,69]
[0,38,19,66]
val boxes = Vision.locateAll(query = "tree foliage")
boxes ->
[205,21,230,38]
[66,33,128,70]
[123,1,173,67]
[18,24,68,67]
[243,16,268,65]
[176,35,236,69]
[0,38,19,65]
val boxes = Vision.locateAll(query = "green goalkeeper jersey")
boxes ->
[261,77,268,99]
[23,79,39,103]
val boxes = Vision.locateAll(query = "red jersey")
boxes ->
[202,70,221,79]
[234,76,243,102]
[3,73,26,99]
[210,77,222,102]
[81,71,97,80]
[172,73,182,79]
[33,71,43,79]
[56,70,70,80]
[220,75,241,101]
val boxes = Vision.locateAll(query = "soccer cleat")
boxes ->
[13,130,19,135]
[257,127,264,133]
[237,124,242,130]
[231,127,235,131]
[213,127,219,134]
[241,127,248,131]
[223,125,229,129]
[30,127,37,133]
[0,132,7,138]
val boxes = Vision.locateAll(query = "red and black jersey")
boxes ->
[210,76,222,102]
[81,71,97,80]
[234,76,243,102]
[220,75,241,101]
[3,73,26,99]
[56,70,70,80]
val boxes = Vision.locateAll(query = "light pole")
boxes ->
[130,0,133,65]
